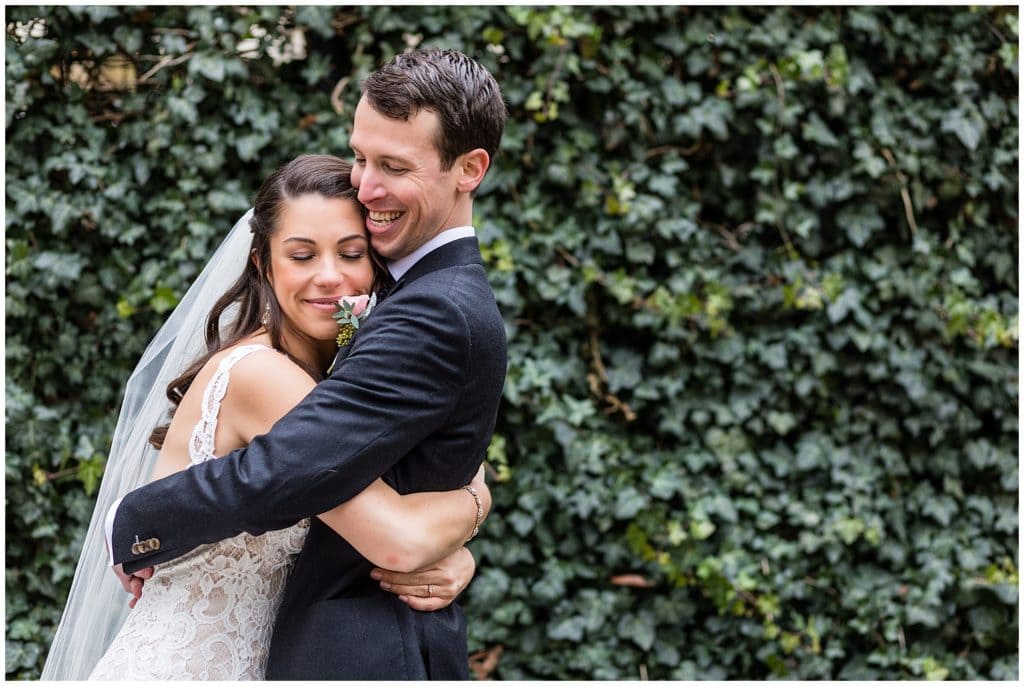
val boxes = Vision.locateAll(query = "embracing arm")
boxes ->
[319,464,490,573]
[113,291,478,573]
[227,350,491,573]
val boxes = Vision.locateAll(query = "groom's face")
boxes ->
[349,96,463,261]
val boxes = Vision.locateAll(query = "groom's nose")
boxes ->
[356,166,386,205]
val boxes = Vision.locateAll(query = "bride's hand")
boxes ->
[107,535,154,608]
[371,546,476,611]
[112,563,154,608]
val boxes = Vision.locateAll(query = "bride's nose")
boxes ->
[312,257,345,288]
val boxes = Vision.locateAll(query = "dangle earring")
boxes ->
[261,302,271,327]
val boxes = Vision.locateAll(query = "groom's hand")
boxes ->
[372,546,476,611]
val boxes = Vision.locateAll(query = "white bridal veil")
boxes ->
[40,210,255,680]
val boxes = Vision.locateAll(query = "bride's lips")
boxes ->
[305,296,342,312]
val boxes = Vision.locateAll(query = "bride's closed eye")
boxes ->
[287,251,364,262]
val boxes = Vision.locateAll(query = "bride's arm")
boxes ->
[229,352,491,573]
[318,465,490,572]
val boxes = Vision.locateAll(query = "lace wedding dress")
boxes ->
[89,345,309,680]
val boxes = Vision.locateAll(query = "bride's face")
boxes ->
[267,193,375,343]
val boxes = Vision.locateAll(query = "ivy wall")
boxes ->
[5,5,1018,680]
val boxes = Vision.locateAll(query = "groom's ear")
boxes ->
[455,148,490,194]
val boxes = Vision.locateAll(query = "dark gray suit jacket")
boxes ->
[112,237,507,679]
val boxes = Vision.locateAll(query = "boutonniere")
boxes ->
[333,292,377,347]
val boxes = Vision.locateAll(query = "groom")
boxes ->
[107,48,507,679]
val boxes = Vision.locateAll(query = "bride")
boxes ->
[43,154,489,680]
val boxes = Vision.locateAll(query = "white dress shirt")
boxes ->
[386,225,475,281]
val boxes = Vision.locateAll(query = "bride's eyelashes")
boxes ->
[287,251,367,262]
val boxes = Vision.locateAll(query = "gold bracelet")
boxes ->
[464,484,483,541]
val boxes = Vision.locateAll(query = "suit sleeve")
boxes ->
[114,290,470,572]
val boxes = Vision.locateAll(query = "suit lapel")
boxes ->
[327,342,353,375]
[389,237,483,298]
[327,237,483,375]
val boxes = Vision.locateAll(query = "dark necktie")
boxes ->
[377,272,397,301]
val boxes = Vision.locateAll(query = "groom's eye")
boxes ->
[382,162,407,174]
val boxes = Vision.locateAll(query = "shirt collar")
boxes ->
[387,226,476,281]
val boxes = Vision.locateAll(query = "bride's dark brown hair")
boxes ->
[149,154,385,449]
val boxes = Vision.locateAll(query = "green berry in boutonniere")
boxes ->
[333,292,377,347]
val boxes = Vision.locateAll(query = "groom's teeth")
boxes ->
[369,211,402,223]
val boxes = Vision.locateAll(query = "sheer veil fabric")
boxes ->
[41,210,255,680]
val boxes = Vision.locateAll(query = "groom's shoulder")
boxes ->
[397,263,497,320]
[425,259,490,290]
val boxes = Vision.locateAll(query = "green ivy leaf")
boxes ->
[618,612,656,651]
[150,285,180,314]
[189,52,227,82]
[941,105,986,151]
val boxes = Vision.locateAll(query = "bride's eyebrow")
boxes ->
[281,235,367,245]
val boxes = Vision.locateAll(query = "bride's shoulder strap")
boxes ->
[189,344,276,466]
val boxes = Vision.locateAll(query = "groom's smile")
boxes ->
[368,209,404,226]
[364,209,407,244]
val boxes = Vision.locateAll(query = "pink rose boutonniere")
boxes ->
[333,292,377,347]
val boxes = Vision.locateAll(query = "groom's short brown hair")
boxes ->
[361,48,507,171]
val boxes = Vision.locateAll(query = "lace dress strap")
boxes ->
[188,344,274,466]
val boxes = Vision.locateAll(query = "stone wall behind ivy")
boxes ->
[5,5,1018,679]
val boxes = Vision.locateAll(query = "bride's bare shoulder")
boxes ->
[213,340,317,440]
[215,339,313,397]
